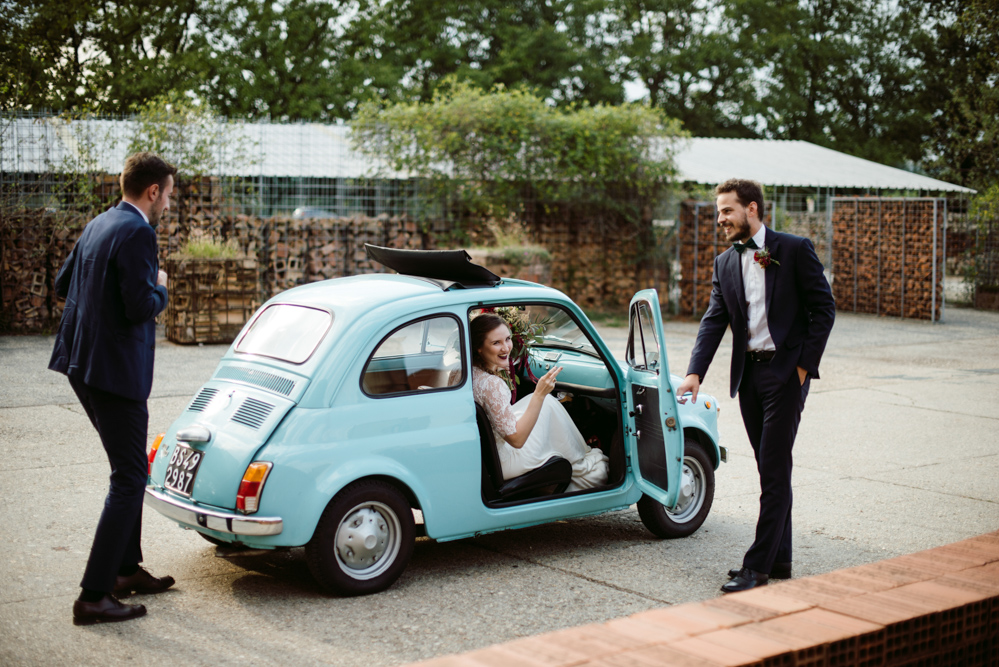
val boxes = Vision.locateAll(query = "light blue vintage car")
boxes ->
[145,246,724,596]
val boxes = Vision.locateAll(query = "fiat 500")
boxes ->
[145,246,724,596]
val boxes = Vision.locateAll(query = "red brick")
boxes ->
[753,608,884,645]
[937,562,999,595]
[693,627,794,661]
[636,603,755,636]
[820,588,937,626]
[602,616,691,645]
[721,587,815,615]
[885,579,991,611]
[763,575,867,605]
[905,544,991,571]
[592,644,731,666]
[842,560,937,588]
[670,636,766,666]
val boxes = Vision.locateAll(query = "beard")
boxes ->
[722,210,752,243]
[148,192,167,228]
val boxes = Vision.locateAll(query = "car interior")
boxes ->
[470,304,627,507]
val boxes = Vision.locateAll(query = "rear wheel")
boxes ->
[637,436,714,538]
[306,479,415,596]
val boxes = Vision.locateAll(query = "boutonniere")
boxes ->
[753,246,780,269]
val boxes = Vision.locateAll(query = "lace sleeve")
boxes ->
[472,369,518,437]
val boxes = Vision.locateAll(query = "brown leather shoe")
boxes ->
[728,561,791,580]
[721,568,769,593]
[73,594,146,626]
[113,567,176,596]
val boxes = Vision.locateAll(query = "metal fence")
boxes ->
[675,194,960,322]
[0,110,423,219]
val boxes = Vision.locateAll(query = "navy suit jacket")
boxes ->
[49,202,168,401]
[687,227,836,398]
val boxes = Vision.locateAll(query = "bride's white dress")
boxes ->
[472,367,609,491]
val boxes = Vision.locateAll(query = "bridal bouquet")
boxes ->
[481,306,550,402]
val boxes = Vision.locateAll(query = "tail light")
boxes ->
[236,462,273,514]
[148,433,164,475]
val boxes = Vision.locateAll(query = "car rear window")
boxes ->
[236,304,333,363]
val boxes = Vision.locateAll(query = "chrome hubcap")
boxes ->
[667,456,705,523]
[335,501,400,579]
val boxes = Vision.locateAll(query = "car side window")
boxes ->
[626,301,660,373]
[362,315,465,396]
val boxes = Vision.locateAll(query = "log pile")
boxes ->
[677,202,724,317]
[164,257,259,344]
[832,199,943,321]
[0,210,86,332]
[532,215,663,311]
[4,205,664,333]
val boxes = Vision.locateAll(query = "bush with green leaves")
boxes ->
[351,82,685,235]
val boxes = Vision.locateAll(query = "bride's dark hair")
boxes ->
[470,312,509,367]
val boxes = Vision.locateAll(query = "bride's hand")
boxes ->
[535,366,563,397]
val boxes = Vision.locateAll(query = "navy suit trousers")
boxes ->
[738,358,810,573]
[70,376,147,592]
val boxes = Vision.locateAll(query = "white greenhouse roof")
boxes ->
[1,117,973,193]
[671,137,974,193]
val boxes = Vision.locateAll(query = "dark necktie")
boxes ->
[733,238,759,254]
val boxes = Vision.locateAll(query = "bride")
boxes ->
[470,313,609,492]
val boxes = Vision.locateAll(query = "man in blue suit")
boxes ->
[50,152,178,624]
[677,179,835,593]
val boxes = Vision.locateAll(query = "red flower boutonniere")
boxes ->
[753,246,780,269]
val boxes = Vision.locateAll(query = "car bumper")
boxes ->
[144,486,283,536]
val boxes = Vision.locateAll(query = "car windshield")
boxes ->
[472,305,598,357]
[236,304,333,363]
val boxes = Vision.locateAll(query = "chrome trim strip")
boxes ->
[144,487,283,536]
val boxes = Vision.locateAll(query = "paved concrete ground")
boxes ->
[1,306,997,666]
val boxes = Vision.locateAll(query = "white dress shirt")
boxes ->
[742,226,775,352]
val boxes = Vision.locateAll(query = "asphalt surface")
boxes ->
[1,306,998,666]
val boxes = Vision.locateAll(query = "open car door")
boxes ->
[625,289,684,508]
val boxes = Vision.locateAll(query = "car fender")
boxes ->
[308,455,437,539]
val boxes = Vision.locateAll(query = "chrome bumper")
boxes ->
[144,487,283,536]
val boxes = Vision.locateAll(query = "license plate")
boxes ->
[164,444,203,496]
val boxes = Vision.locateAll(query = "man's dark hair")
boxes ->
[121,152,177,199]
[715,178,765,220]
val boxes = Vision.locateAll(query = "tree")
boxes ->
[610,0,756,137]
[723,0,929,167]
[918,0,999,191]
[352,82,683,224]
[353,0,622,108]
[205,0,371,121]
[0,0,219,113]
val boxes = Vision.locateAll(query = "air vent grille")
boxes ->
[214,367,295,396]
[188,387,219,412]
[230,397,275,430]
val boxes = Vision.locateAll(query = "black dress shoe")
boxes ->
[113,567,176,596]
[73,594,146,626]
[728,561,791,580]
[721,568,769,593]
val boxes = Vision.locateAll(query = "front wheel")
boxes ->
[306,479,415,596]
[637,436,715,538]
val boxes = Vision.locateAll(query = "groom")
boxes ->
[677,179,835,593]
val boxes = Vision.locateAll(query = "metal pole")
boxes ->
[901,200,906,319]
[674,201,682,316]
[693,204,700,318]
[932,199,938,323]
[877,198,882,316]
[942,198,948,322]
[854,199,859,313]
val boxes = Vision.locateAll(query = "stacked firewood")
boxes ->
[676,202,724,317]
[0,211,87,332]
[832,199,943,321]
[164,257,259,344]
